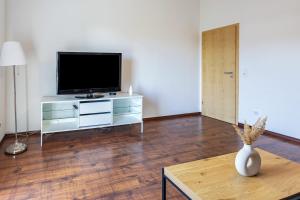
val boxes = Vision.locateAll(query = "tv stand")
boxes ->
[75,93,105,99]
[41,93,143,146]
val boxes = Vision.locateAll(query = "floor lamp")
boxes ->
[0,41,27,155]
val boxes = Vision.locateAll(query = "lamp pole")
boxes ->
[0,41,28,155]
[5,65,27,155]
[13,65,18,140]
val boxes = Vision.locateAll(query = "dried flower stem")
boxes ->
[233,117,267,145]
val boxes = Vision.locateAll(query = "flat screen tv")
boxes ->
[57,52,122,95]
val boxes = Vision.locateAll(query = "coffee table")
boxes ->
[162,148,300,200]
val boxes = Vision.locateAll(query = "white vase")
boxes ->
[235,144,261,176]
[128,85,133,96]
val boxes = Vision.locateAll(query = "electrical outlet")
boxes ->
[242,67,248,77]
[253,109,260,116]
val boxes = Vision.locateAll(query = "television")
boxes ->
[57,52,122,96]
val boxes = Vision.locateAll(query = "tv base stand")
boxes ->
[75,93,105,99]
[41,92,143,146]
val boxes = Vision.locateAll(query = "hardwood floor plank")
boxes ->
[0,115,299,200]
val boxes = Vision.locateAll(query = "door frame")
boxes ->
[201,23,239,124]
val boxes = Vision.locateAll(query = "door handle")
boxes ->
[224,72,233,75]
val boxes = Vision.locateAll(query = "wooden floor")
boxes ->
[0,116,299,200]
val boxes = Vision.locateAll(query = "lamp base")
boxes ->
[5,142,27,155]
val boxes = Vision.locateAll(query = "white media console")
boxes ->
[41,93,143,146]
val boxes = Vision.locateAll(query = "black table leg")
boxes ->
[162,168,166,200]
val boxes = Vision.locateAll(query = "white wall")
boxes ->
[200,0,300,139]
[0,0,6,141]
[6,0,201,132]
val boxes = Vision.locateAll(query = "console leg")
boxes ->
[141,121,144,134]
[41,133,43,147]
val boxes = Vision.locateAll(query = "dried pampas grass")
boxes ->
[233,117,267,145]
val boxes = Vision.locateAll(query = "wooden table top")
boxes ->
[164,148,300,200]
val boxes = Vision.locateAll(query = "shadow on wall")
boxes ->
[23,40,35,133]
[122,58,159,118]
[142,96,160,118]
[122,58,132,93]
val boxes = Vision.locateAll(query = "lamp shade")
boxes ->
[0,41,26,67]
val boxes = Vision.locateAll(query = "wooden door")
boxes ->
[202,24,238,124]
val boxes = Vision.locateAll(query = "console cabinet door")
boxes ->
[79,113,112,127]
[80,101,112,114]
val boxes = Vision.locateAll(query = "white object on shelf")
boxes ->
[128,85,133,96]
[40,92,143,146]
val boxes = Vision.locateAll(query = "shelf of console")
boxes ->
[41,92,143,146]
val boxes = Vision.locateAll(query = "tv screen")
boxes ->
[57,52,121,94]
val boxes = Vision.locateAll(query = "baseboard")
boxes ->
[0,134,10,145]
[0,132,5,145]
[143,112,201,121]
[0,113,201,142]
[1,130,40,143]
[238,123,300,145]
[0,114,203,142]
[2,117,298,145]
[4,130,40,135]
